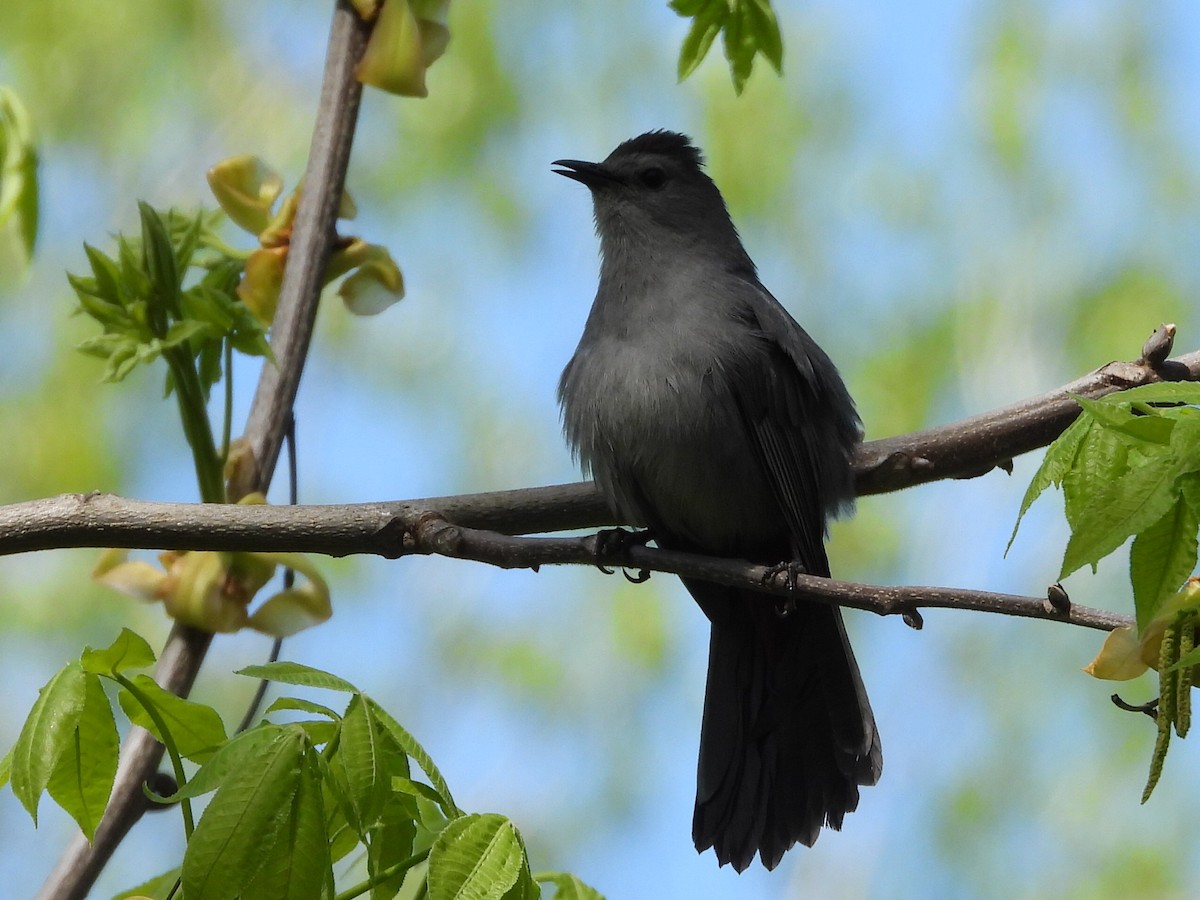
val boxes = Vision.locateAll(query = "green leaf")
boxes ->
[367,697,461,818]
[535,872,605,900]
[427,814,535,900]
[668,0,711,16]
[722,3,755,93]
[241,746,331,900]
[138,202,181,331]
[1006,410,1093,553]
[118,673,229,763]
[0,744,12,790]
[1131,496,1200,632]
[81,627,156,675]
[744,0,783,72]
[264,696,343,721]
[0,87,39,287]
[337,694,391,832]
[1073,393,1176,446]
[46,672,118,841]
[10,661,88,823]
[237,661,360,694]
[1105,382,1200,406]
[1062,417,1131,530]
[182,726,306,900]
[367,802,419,899]
[677,5,726,81]
[1060,450,1184,580]
[111,867,182,900]
[84,243,125,305]
[165,724,287,802]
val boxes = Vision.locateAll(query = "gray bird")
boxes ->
[554,131,881,872]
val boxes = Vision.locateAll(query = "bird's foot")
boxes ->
[763,560,807,617]
[593,527,653,582]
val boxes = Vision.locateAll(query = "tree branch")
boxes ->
[4,334,1195,559]
[35,5,372,899]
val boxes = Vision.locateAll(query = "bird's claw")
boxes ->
[763,560,806,617]
[593,527,653,582]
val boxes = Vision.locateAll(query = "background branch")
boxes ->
[34,5,372,898]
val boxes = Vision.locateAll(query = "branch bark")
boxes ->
[34,5,372,898]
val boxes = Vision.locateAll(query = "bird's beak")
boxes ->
[552,159,618,188]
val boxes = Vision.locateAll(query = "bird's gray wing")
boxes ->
[722,283,861,574]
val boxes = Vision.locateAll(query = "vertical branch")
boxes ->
[35,4,372,898]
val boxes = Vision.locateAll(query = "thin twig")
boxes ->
[34,6,372,899]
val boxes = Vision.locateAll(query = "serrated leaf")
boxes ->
[46,672,118,841]
[241,746,330,900]
[1060,452,1183,580]
[427,814,532,900]
[367,698,461,818]
[1130,498,1200,632]
[1062,422,1131,531]
[81,627,157,675]
[1074,393,1176,447]
[118,673,228,763]
[236,661,360,694]
[182,726,306,900]
[164,724,287,803]
[367,801,418,899]
[535,872,605,900]
[10,662,88,823]
[1006,411,1093,553]
[338,694,389,832]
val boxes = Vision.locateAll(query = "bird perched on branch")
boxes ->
[554,130,881,872]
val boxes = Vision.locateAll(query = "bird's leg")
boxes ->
[593,527,654,582]
[762,560,807,617]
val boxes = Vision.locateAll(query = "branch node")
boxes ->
[1141,323,1176,369]
[1045,582,1071,614]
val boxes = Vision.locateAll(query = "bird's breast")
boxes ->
[561,330,782,552]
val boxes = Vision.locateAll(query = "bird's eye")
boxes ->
[639,166,667,190]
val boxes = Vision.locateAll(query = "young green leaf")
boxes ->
[427,814,533,900]
[164,724,287,802]
[241,746,331,900]
[744,0,783,72]
[677,5,726,81]
[9,662,88,823]
[1130,498,1200,632]
[182,726,307,900]
[535,872,606,900]
[80,627,156,676]
[1060,452,1182,580]
[367,697,461,818]
[264,696,343,721]
[112,866,182,900]
[117,673,228,763]
[45,672,118,841]
[1006,410,1093,553]
[237,661,360,694]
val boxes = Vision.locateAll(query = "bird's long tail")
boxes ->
[687,580,881,872]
